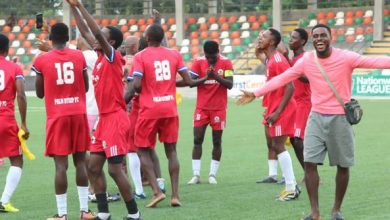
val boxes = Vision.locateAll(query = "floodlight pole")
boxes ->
[373,0,384,41]
[308,0,317,10]
[143,0,152,15]
[208,0,217,14]
[175,0,184,46]
[272,0,281,31]
[95,0,103,16]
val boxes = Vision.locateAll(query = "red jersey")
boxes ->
[0,56,24,117]
[291,54,311,105]
[32,48,87,118]
[264,51,296,113]
[190,55,233,110]
[133,46,186,119]
[93,47,126,114]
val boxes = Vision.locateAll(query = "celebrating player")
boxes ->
[32,23,95,220]
[132,24,202,208]
[241,29,300,201]
[187,40,233,185]
[67,0,141,219]
[0,33,29,213]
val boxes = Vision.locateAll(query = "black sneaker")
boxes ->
[256,176,278,183]
[133,192,147,199]
[46,214,68,220]
[93,215,111,220]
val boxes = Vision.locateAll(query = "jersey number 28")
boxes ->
[154,60,171,81]
[55,62,74,85]
[0,70,5,91]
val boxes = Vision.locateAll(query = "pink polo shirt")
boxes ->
[254,47,390,114]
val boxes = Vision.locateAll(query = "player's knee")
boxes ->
[55,162,68,173]
[194,137,204,146]
[9,155,23,168]
[212,139,221,148]
[87,163,100,176]
[107,155,124,177]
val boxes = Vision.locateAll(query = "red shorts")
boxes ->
[193,108,226,130]
[0,116,21,158]
[294,103,311,139]
[45,114,90,156]
[91,110,130,158]
[135,116,179,149]
[263,108,295,138]
[127,107,139,152]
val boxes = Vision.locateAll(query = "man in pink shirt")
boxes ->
[238,24,390,220]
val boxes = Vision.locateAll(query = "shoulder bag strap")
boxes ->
[313,52,345,107]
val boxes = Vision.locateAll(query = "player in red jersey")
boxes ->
[67,0,140,219]
[251,29,300,201]
[186,40,233,185]
[0,34,29,213]
[32,23,95,220]
[288,28,310,174]
[133,24,202,208]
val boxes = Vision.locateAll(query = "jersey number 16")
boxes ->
[154,60,171,81]
[0,70,5,91]
[55,62,74,85]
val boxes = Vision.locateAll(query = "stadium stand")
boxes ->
[1,7,390,76]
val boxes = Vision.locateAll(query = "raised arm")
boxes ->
[16,78,29,139]
[67,0,112,58]
[151,9,168,47]
[69,5,95,47]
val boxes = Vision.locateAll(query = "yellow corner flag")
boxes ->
[176,92,182,105]
[18,129,36,160]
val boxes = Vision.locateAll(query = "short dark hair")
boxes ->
[268,28,281,46]
[311,24,331,36]
[294,28,308,46]
[107,26,123,49]
[203,40,219,54]
[146,24,164,43]
[49,23,69,43]
[0,34,9,54]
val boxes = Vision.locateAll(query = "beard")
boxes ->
[316,45,330,57]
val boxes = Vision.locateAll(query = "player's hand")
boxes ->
[21,124,30,140]
[152,9,161,23]
[35,38,51,52]
[265,111,280,126]
[207,66,215,78]
[66,0,80,6]
[236,90,256,105]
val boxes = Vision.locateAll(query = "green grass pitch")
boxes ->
[1,97,390,219]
